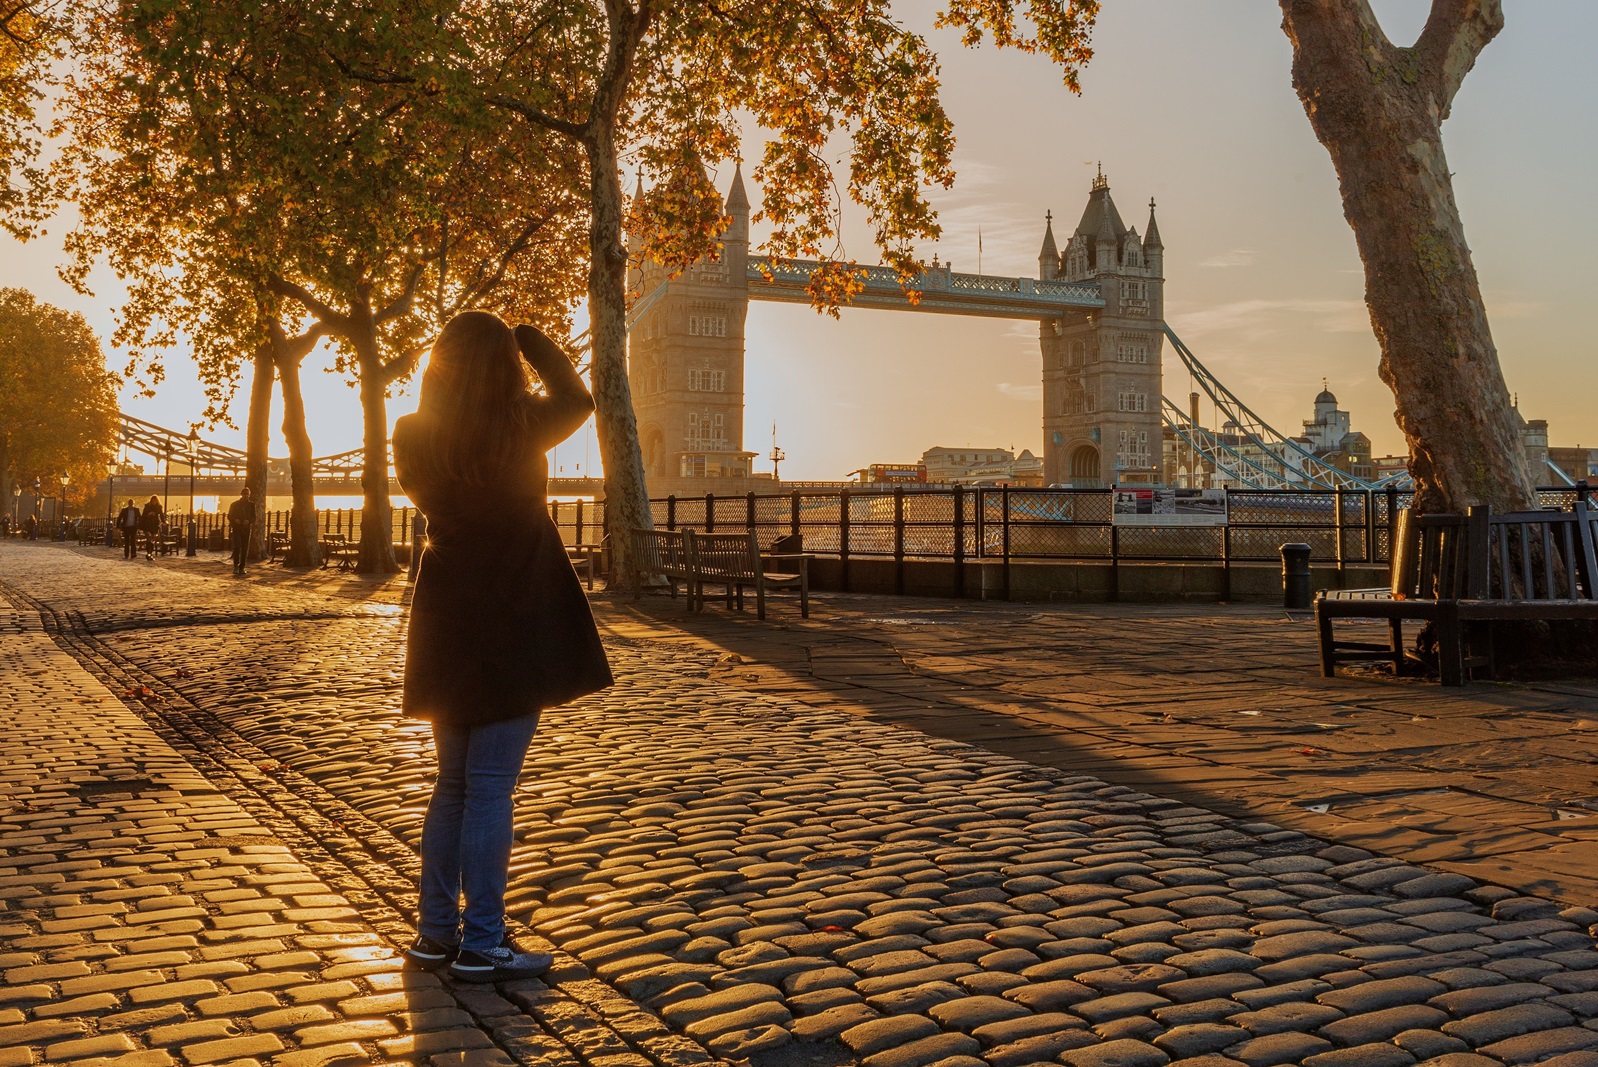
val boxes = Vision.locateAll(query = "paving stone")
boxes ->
[1477,1026,1598,1063]
[1150,1023,1249,1058]
[1059,1038,1169,1067]
[861,1033,982,1067]
[790,1002,879,1042]
[1002,979,1095,1011]
[1074,992,1172,1023]
[1318,1004,1450,1047]
[840,1015,942,1057]
[1157,973,1263,1004]
[1300,1044,1417,1067]
[927,996,1032,1033]
[982,1030,1099,1067]
[1429,981,1556,1017]
[1441,1001,1577,1046]
[1317,976,1447,1014]
[1229,1030,1337,1066]
[1391,1029,1469,1060]
[1230,1002,1345,1036]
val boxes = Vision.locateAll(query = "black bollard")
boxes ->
[1281,542,1312,610]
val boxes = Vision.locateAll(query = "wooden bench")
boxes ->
[690,529,811,620]
[321,535,359,570]
[629,529,694,603]
[1317,502,1598,684]
[566,542,604,591]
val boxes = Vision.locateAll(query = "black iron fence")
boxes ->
[92,484,1592,580]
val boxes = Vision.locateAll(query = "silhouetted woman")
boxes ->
[393,312,612,982]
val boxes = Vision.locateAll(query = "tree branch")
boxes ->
[1413,0,1503,119]
[374,262,426,325]
[267,275,349,334]
[378,342,425,386]
[486,94,587,140]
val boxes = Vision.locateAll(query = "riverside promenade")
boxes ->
[3,541,1597,1067]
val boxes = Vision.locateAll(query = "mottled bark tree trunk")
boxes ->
[586,126,654,592]
[1279,0,1532,515]
[270,322,322,569]
[244,343,274,562]
[350,305,399,575]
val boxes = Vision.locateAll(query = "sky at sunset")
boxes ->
[3,1,1594,484]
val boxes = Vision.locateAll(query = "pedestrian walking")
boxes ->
[140,495,163,559]
[117,499,141,559]
[393,312,612,983]
[227,486,256,575]
[23,512,36,540]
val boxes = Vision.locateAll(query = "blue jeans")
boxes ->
[417,712,540,953]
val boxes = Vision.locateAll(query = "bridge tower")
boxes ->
[628,168,757,490]
[1038,171,1165,487]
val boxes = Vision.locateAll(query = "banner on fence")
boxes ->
[1113,488,1228,525]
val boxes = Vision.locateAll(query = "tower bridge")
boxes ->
[628,165,1168,489]
[630,166,1400,493]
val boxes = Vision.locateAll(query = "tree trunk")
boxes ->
[272,328,322,569]
[244,342,275,562]
[1278,0,1532,516]
[585,127,654,591]
[351,306,399,574]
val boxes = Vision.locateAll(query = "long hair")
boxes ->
[402,311,532,487]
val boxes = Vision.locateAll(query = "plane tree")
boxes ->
[455,0,1106,590]
[1276,0,1531,515]
[0,287,118,515]
[59,0,588,573]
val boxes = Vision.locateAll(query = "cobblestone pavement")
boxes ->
[602,597,1598,908]
[4,542,1598,1067]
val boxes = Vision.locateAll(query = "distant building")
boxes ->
[1373,455,1409,482]
[917,446,1044,486]
[1548,446,1598,485]
[1294,386,1373,481]
[855,464,927,484]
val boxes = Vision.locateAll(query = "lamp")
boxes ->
[57,473,69,540]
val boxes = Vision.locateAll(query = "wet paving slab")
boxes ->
[4,541,1598,1067]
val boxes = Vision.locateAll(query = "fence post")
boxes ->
[400,507,408,545]
[1578,480,1590,508]
[1001,485,1011,601]
[705,493,715,534]
[746,492,757,539]
[1221,520,1232,602]
[1334,486,1347,589]
[666,495,677,531]
[790,490,801,539]
[1385,484,1399,567]
[974,488,986,559]
[894,486,906,596]
[575,499,586,546]
[1363,488,1376,564]
[839,487,851,593]
[953,484,966,598]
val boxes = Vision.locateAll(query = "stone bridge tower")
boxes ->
[627,168,757,490]
[1038,171,1166,487]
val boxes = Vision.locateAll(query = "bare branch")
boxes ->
[487,94,587,140]
[374,263,426,325]
[267,275,348,333]
[1412,0,1503,119]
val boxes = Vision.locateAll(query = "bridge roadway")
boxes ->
[749,258,1104,318]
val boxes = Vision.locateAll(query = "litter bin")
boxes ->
[1281,543,1312,610]
[208,529,226,551]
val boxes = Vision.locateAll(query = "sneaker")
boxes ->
[448,945,554,983]
[404,933,459,971]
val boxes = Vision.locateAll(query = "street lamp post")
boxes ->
[58,473,69,540]
[105,472,116,547]
[186,429,198,557]
[31,477,40,539]
[10,485,18,531]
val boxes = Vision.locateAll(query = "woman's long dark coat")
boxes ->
[393,354,612,727]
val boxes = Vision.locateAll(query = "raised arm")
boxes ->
[514,324,595,446]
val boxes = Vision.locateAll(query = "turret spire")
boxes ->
[1144,197,1162,250]
[1039,210,1058,262]
[725,161,750,213]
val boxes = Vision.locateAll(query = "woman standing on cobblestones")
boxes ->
[393,311,612,982]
